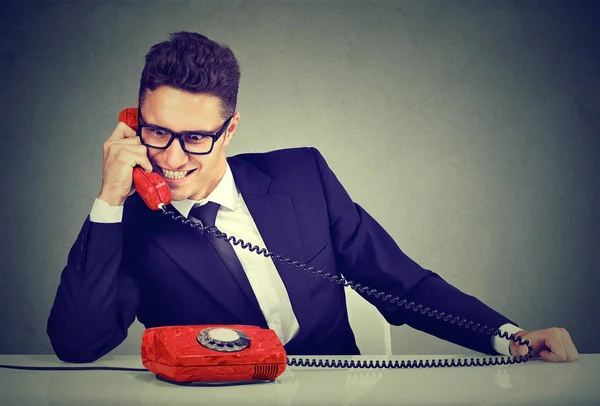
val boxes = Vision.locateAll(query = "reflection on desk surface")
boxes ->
[0,354,599,405]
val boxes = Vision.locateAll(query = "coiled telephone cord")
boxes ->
[0,207,532,374]
[159,206,534,368]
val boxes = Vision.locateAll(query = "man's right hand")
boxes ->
[97,122,153,207]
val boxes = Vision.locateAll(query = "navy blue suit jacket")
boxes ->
[47,147,517,362]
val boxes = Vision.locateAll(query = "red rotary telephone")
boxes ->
[141,325,287,385]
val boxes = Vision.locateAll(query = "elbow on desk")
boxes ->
[47,331,104,364]
[46,324,117,364]
[53,348,102,364]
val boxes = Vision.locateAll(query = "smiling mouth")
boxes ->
[160,168,197,180]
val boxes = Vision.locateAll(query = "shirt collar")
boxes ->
[169,163,238,218]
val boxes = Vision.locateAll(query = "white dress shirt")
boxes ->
[90,163,522,355]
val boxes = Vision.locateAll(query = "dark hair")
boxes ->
[138,32,240,119]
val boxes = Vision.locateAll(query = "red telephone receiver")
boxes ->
[118,108,173,210]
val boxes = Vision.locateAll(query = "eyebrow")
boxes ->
[141,120,219,134]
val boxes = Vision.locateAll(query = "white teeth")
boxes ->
[162,168,191,180]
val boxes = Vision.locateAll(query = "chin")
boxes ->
[170,192,192,202]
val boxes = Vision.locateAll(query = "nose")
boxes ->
[163,139,189,169]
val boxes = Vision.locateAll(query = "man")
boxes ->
[47,31,578,363]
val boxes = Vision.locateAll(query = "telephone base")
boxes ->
[155,374,276,386]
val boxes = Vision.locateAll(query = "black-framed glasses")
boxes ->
[137,109,234,155]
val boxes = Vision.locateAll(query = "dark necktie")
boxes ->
[189,202,260,311]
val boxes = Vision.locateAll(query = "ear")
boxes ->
[223,112,240,147]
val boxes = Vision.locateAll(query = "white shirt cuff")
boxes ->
[492,323,523,356]
[90,198,124,223]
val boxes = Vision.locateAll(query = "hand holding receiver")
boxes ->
[117,108,172,210]
[97,109,154,207]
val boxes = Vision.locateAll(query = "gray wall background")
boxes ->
[1,0,598,357]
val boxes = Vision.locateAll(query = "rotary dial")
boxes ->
[196,327,251,352]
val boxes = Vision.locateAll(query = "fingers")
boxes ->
[104,138,145,157]
[509,336,527,357]
[515,343,529,356]
[539,349,554,361]
[539,328,578,362]
[110,137,142,145]
[561,329,580,361]
[545,330,567,361]
[131,152,154,173]
[116,149,153,173]
[539,343,566,362]
[108,121,138,141]
[103,138,152,171]
[104,140,145,156]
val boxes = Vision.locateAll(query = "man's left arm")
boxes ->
[309,148,578,361]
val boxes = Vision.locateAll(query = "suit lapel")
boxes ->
[139,201,268,328]
[135,156,315,335]
[229,157,314,338]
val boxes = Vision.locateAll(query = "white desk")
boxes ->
[1,354,598,405]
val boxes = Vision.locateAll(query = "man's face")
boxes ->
[138,86,239,201]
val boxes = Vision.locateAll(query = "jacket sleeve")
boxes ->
[46,216,139,363]
[310,147,519,355]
